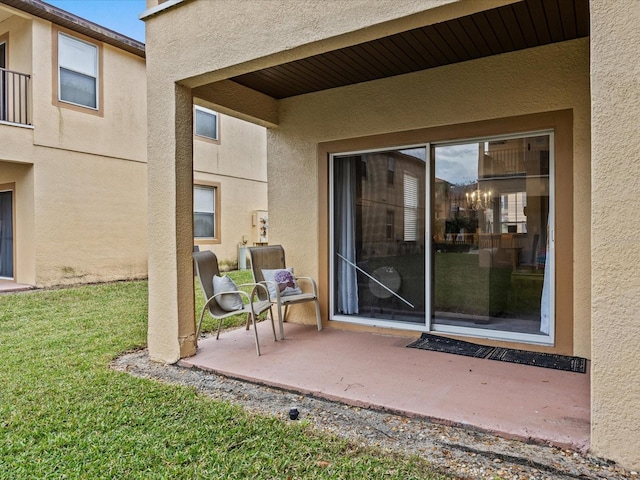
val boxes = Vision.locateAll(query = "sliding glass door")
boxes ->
[330,131,554,343]
[0,189,14,279]
[430,133,554,343]
[331,147,427,327]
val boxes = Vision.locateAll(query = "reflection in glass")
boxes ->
[432,135,551,335]
[333,148,426,323]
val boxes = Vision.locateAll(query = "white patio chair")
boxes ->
[193,250,276,356]
[248,245,322,340]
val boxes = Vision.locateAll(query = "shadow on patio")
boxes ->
[180,320,590,452]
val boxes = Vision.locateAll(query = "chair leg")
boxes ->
[314,299,322,331]
[216,318,224,340]
[268,306,277,341]
[277,302,285,340]
[196,307,207,339]
[250,312,261,356]
[245,312,251,330]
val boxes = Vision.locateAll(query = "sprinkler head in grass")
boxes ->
[289,408,299,420]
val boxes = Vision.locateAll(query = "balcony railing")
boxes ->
[0,67,31,126]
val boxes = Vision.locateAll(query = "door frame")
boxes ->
[0,36,7,122]
[328,144,428,333]
[319,110,574,354]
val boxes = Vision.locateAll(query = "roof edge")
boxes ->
[0,0,145,58]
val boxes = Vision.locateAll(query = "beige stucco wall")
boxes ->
[0,12,149,287]
[590,0,640,470]
[0,14,32,76]
[144,0,522,362]
[32,153,148,285]
[0,147,148,287]
[144,0,589,356]
[193,114,268,264]
[29,18,147,162]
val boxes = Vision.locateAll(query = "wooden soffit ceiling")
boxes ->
[230,0,589,100]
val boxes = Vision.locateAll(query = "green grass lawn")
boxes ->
[0,280,451,479]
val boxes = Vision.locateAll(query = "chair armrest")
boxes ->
[237,282,273,307]
[211,289,251,304]
[196,290,251,338]
[294,275,319,297]
[248,283,273,316]
[259,279,281,302]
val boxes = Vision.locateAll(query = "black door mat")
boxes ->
[486,347,588,373]
[406,334,496,359]
[407,333,587,373]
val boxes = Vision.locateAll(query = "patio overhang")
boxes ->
[190,0,589,124]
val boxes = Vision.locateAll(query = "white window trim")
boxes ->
[57,32,99,110]
[193,182,221,245]
[194,105,219,141]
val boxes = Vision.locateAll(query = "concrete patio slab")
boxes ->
[180,321,590,451]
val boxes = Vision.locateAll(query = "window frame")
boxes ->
[193,182,221,245]
[0,34,7,122]
[52,27,103,116]
[194,105,220,143]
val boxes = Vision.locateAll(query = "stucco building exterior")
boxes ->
[0,0,266,288]
[141,0,640,469]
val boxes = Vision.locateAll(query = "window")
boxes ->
[500,192,527,233]
[194,106,219,141]
[58,32,98,109]
[403,172,418,241]
[194,185,217,239]
[386,210,394,240]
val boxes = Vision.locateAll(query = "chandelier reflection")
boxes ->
[466,187,492,210]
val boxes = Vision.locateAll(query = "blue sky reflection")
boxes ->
[434,143,479,185]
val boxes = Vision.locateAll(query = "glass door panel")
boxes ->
[0,190,14,279]
[332,148,426,325]
[431,134,552,338]
[1,42,6,122]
